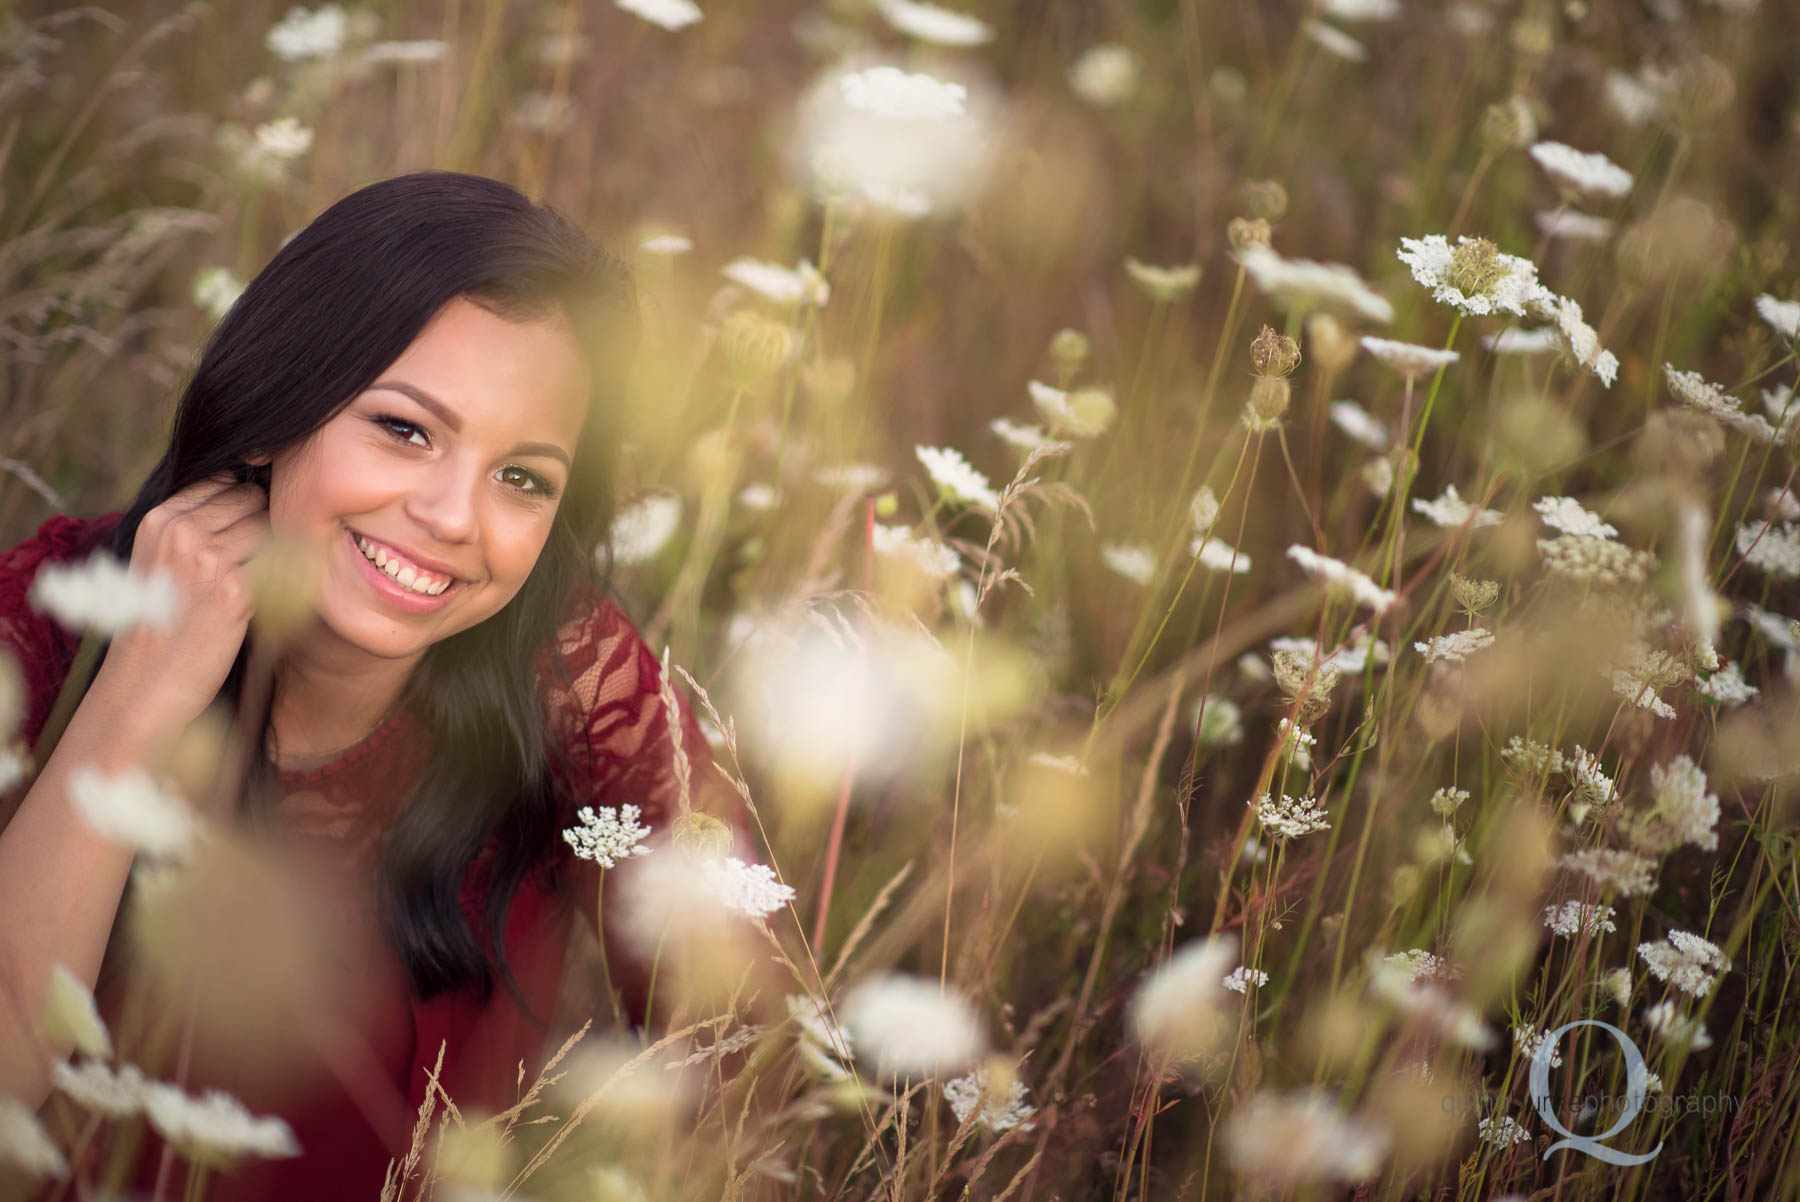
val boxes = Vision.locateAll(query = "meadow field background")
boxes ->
[3,0,1800,1198]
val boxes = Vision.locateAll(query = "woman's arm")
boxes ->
[0,477,269,1104]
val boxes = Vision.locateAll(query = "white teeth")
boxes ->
[382,558,400,578]
[375,548,390,568]
[355,531,451,597]
[396,566,417,587]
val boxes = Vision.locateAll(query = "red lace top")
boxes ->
[0,513,720,1201]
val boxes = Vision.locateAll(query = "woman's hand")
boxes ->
[91,473,271,733]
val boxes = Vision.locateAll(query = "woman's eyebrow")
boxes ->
[368,379,572,468]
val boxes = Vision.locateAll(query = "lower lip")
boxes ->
[344,528,461,614]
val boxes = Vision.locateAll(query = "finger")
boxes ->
[212,511,273,557]
[190,485,270,532]
[162,475,245,517]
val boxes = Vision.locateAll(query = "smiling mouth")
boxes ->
[349,529,458,597]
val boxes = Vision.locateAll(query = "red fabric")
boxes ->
[1,513,727,1201]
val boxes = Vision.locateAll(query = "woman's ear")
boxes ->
[244,451,273,467]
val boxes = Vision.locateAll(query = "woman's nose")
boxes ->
[403,462,480,544]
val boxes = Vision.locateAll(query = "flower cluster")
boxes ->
[561,804,654,869]
[1636,930,1730,997]
[1251,792,1332,840]
[942,1067,1036,1131]
[1543,900,1618,937]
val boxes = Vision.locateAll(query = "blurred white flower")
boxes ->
[1533,496,1616,540]
[1695,660,1756,706]
[1251,792,1331,840]
[1735,520,1800,578]
[1322,0,1399,18]
[1328,400,1389,449]
[1397,234,1543,317]
[1536,293,1619,387]
[1535,210,1613,242]
[30,550,178,634]
[813,461,889,493]
[144,1082,300,1164]
[511,91,576,133]
[989,416,1054,452]
[1101,541,1157,586]
[842,975,985,1077]
[1626,755,1720,854]
[41,963,110,1059]
[1194,695,1244,746]
[1543,900,1617,937]
[1238,245,1394,324]
[1641,1000,1712,1050]
[1361,336,1458,379]
[943,1067,1036,1131]
[1125,258,1201,301]
[608,493,683,565]
[1513,1024,1564,1068]
[616,0,702,30]
[1026,380,1115,438]
[0,1098,67,1182]
[916,445,1000,510]
[1605,68,1663,127]
[1766,486,1800,522]
[266,5,347,62]
[1189,486,1220,533]
[253,116,313,160]
[562,804,653,869]
[1286,545,1397,615]
[1636,930,1729,997]
[701,857,796,919]
[722,257,830,307]
[1192,536,1251,573]
[1755,293,1800,341]
[872,524,961,579]
[1223,965,1268,993]
[1305,22,1368,62]
[193,266,244,320]
[52,1058,149,1119]
[1130,935,1237,1060]
[1559,848,1657,896]
[1411,484,1502,529]
[841,64,967,118]
[1666,365,1778,443]
[361,39,447,64]
[639,233,693,255]
[1268,632,1389,674]
[1414,628,1494,664]
[1529,141,1634,200]
[68,767,198,859]
[735,483,778,511]
[1223,1089,1391,1187]
[1483,326,1560,355]
[1068,44,1140,107]
[1027,751,1088,775]
[874,0,992,46]
[786,994,855,1079]
[1478,1115,1533,1146]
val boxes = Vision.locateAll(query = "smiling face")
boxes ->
[267,296,590,664]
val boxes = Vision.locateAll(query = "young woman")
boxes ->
[0,172,721,1199]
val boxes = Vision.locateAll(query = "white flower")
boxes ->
[1130,936,1238,1060]
[1223,1089,1391,1187]
[29,551,178,634]
[1411,484,1503,529]
[721,257,830,307]
[1381,948,1461,985]
[1666,365,1779,442]
[52,1058,149,1118]
[1513,1025,1564,1068]
[1251,792,1331,840]
[1627,755,1720,854]
[841,975,985,1077]
[1429,787,1469,817]
[1538,293,1619,387]
[1482,325,1561,355]
[144,1083,300,1163]
[1237,245,1394,324]
[1558,848,1657,896]
[1641,1000,1713,1050]
[1268,632,1389,675]
[1543,900,1617,937]
[1304,21,1368,62]
[872,524,961,579]
[562,804,653,869]
[1101,541,1157,586]
[1766,486,1800,522]
[1533,496,1617,540]
[1190,486,1220,532]
[916,445,1000,511]
[1194,695,1244,746]
[1695,660,1756,706]
[1321,0,1399,19]
[814,462,889,493]
[608,493,683,565]
[989,416,1054,452]
[1478,1115,1533,1146]
[1328,400,1389,449]
[736,483,777,512]
[1286,545,1398,615]
[253,117,313,160]
[1026,380,1115,437]
[1637,930,1729,997]
[1564,745,1617,808]
[1192,536,1251,574]
[1361,335,1459,379]
[943,1068,1036,1131]
[1413,627,1495,664]
[1027,752,1088,775]
[68,767,199,859]
[1609,668,1676,719]
[361,39,448,64]
[1068,44,1140,107]
[1755,294,1800,340]
[1605,68,1663,127]
[41,963,110,1058]
[874,0,993,46]
[1397,234,1543,318]
[700,857,795,919]
[1529,142,1634,199]
[0,1098,67,1182]
[1125,258,1202,301]
[615,0,702,30]
[1535,210,1614,243]
[1223,965,1268,993]
[192,266,244,320]
[839,65,967,120]
[639,233,693,255]
[1736,520,1800,578]
[265,5,347,62]
[786,994,855,1079]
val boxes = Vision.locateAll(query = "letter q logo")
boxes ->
[1528,1020,1663,1165]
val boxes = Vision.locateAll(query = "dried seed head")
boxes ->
[1451,574,1501,615]
[1481,96,1537,153]
[671,811,735,857]
[1445,238,1507,300]
[1049,327,1091,380]
[1245,376,1291,432]
[1305,311,1357,374]
[1250,324,1301,378]
[1227,216,1272,254]
[1240,179,1288,221]
[720,310,795,387]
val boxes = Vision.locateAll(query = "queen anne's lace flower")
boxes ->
[842,975,985,1077]
[916,445,1001,511]
[1637,931,1729,997]
[1026,380,1115,437]
[1361,336,1459,379]
[786,994,855,1079]
[1695,660,1756,706]
[1641,1000,1713,1049]
[1478,1115,1533,1146]
[1543,900,1617,936]
[1223,1090,1391,1186]
[1625,755,1719,854]
[1286,545,1398,615]
[873,0,993,45]
[1412,484,1503,529]
[1755,293,1800,340]
[1193,537,1252,573]
[51,1058,149,1119]
[1397,235,1543,317]
[144,1083,301,1164]
[1483,326,1561,355]
[1131,936,1237,1060]
[1068,44,1140,107]
[942,1068,1036,1131]
[1328,400,1389,449]
[616,0,702,30]
[1665,365,1778,443]
[872,524,961,580]
[1223,965,1269,993]
[0,1099,68,1181]
[562,804,654,869]
[1734,520,1800,578]
[1237,245,1393,324]
[1304,21,1368,62]
[609,493,682,566]
[1528,141,1634,199]
[1125,258,1202,301]
[1533,496,1616,540]
[41,964,110,1059]
[1414,628,1495,664]
[1513,1024,1564,1068]
[1251,792,1331,840]
[1100,542,1157,586]
[67,768,198,859]
[700,857,796,918]
[266,5,348,61]
[30,552,178,634]
[1536,210,1614,242]
[989,416,1054,452]
[1559,848,1657,896]
[839,65,968,120]
[721,258,830,307]
[1534,293,1620,387]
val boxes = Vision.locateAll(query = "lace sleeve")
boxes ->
[0,514,119,754]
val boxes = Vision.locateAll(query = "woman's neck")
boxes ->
[269,623,424,764]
